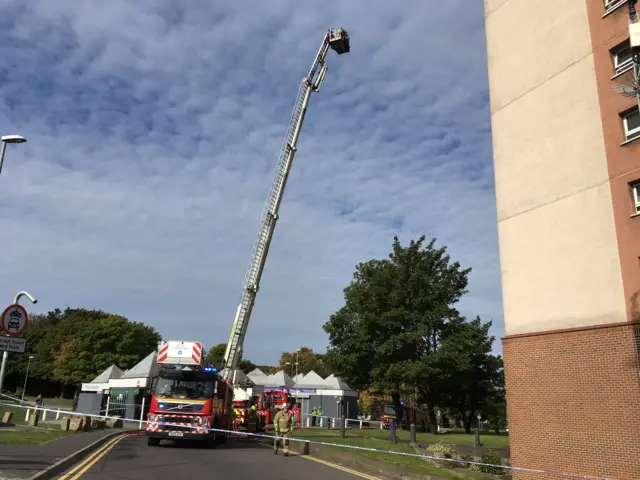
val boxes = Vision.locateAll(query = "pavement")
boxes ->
[0,430,118,480]
[55,435,381,480]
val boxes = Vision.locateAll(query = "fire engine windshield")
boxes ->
[383,405,395,416]
[155,375,215,400]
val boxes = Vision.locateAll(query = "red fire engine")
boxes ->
[146,340,233,447]
[260,390,301,426]
[381,402,425,430]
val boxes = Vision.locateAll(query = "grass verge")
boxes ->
[0,404,29,425]
[352,427,510,449]
[0,429,72,445]
[293,429,479,479]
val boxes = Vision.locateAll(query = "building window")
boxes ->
[605,0,628,13]
[631,182,640,214]
[612,41,634,75]
[622,108,640,142]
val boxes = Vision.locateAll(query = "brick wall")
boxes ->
[503,323,640,480]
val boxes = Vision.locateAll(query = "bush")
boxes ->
[426,442,457,459]
[477,455,506,475]
[457,454,473,469]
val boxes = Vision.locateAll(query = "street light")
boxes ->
[295,348,301,379]
[21,355,34,401]
[477,412,482,431]
[0,290,38,393]
[0,135,27,177]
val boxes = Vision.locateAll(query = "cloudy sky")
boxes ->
[0,0,502,364]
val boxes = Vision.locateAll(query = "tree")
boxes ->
[49,309,162,388]
[205,343,227,369]
[358,389,389,420]
[204,343,257,373]
[238,359,257,373]
[435,316,505,433]
[324,236,471,430]
[279,346,330,377]
[484,386,507,434]
[5,308,161,396]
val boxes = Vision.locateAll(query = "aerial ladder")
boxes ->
[221,28,351,385]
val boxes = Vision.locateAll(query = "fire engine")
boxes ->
[146,340,233,447]
[144,30,351,448]
[232,389,296,431]
[259,390,301,427]
[381,402,427,430]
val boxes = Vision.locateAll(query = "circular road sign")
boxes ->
[1,304,29,336]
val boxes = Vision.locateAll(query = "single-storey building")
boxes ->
[78,352,158,422]
[246,369,358,424]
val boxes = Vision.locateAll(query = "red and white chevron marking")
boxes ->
[146,414,209,435]
[157,343,169,363]
[192,342,203,364]
[157,341,203,364]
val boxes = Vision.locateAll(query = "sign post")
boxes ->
[0,291,37,394]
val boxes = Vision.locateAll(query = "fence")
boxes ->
[21,402,148,428]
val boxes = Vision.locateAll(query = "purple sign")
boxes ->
[264,387,317,394]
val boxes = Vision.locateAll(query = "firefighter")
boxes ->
[233,408,242,432]
[247,403,258,433]
[273,404,293,456]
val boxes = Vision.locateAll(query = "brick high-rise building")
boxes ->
[485,0,640,478]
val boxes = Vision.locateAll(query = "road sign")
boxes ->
[0,336,26,353]
[1,304,28,336]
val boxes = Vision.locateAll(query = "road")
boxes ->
[58,434,380,480]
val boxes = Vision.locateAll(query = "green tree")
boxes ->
[204,343,257,373]
[50,309,161,388]
[482,371,507,434]
[5,311,62,392]
[279,346,330,377]
[5,308,161,397]
[205,343,227,368]
[434,316,505,433]
[323,236,471,431]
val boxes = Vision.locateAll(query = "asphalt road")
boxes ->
[59,434,377,480]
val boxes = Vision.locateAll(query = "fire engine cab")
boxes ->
[146,340,233,447]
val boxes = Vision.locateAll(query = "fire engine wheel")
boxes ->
[148,438,160,447]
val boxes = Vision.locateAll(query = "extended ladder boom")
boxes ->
[222,28,350,383]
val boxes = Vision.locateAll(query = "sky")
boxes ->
[0,0,502,365]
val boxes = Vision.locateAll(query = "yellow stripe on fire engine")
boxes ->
[155,398,206,404]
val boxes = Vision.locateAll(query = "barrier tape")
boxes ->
[0,395,612,480]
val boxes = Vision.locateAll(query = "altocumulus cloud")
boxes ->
[0,0,502,363]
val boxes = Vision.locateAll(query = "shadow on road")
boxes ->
[151,437,268,450]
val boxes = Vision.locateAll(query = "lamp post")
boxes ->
[295,348,300,379]
[0,290,38,393]
[0,135,27,177]
[21,355,34,401]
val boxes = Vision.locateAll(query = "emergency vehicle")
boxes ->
[257,390,294,428]
[381,402,427,430]
[146,340,233,447]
